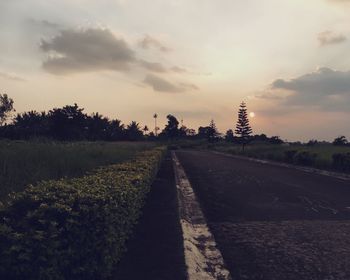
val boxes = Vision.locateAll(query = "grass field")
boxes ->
[211,142,350,171]
[0,140,155,200]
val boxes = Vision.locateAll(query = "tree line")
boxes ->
[0,94,259,143]
[0,93,348,145]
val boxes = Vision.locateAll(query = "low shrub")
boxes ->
[332,153,350,172]
[295,151,317,166]
[284,150,298,163]
[0,147,165,280]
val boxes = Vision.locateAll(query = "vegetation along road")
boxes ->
[176,150,350,280]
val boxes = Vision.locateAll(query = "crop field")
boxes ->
[0,140,156,200]
[212,142,350,172]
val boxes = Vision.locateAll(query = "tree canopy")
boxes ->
[0,94,14,125]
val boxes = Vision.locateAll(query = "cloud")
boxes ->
[40,28,136,74]
[139,60,167,73]
[254,91,283,100]
[0,71,25,81]
[171,66,187,73]
[144,74,198,93]
[317,31,346,46]
[39,27,197,92]
[179,82,199,90]
[139,35,171,52]
[328,0,350,3]
[28,19,61,29]
[269,67,350,111]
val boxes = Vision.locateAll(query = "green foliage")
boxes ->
[284,150,298,163]
[332,153,350,172]
[212,142,350,173]
[0,141,155,200]
[0,147,165,280]
[294,151,317,166]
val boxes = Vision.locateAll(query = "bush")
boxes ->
[0,147,165,280]
[332,153,350,172]
[284,150,298,163]
[295,151,317,166]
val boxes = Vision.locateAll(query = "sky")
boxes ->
[1,0,350,141]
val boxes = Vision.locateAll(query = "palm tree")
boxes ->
[126,121,143,141]
[143,125,149,136]
[153,113,158,136]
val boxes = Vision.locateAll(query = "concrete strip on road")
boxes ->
[172,151,231,280]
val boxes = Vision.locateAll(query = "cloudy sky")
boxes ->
[1,0,350,140]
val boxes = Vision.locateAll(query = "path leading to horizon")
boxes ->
[113,153,187,280]
[176,150,350,280]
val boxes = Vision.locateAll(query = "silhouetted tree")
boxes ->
[225,129,235,142]
[186,128,196,137]
[198,126,210,139]
[107,119,125,141]
[333,136,348,146]
[0,102,147,141]
[207,119,220,142]
[126,121,143,141]
[153,113,158,136]
[178,125,187,137]
[235,101,252,150]
[306,139,318,146]
[48,103,87,140]
[86,113,110,140]
[269,136,284,145]
[0,94,14,125]
[13,111,49,139]
[143,125,149,136]
[252,134,268,142]
[162,114,179,139]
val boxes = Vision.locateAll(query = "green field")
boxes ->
[211,142,350,172]
[0,141,155,200]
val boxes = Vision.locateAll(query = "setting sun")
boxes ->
[249,112,256,118]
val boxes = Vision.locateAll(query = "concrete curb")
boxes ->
[172,151,231,280]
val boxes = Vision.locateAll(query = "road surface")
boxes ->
[176,150,350,280]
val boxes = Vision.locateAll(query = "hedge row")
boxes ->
[285,150,350,172]
[0,147,166,280]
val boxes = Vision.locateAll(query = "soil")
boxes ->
[176,150,350,280]
[112,153,187,280]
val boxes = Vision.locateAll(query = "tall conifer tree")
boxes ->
[235,102,252,150]
[207,119,219,142]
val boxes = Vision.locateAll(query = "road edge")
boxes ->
[211,150,350,181]
[171,151,232,280]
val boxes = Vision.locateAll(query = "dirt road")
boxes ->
[176,150,350,280]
